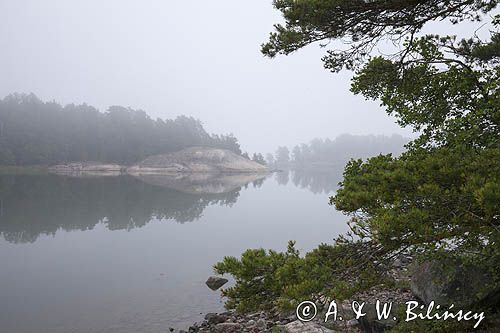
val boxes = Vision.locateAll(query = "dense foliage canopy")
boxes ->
[0,93,241,165]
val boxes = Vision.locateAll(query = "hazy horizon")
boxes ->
[1,1,492,154]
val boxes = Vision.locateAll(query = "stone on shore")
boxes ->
[204,313,227,325]
[357,303,397,333]
[205,276,228,291]
[213,322,242,333]
[410,257,496,307]
[282,320,336,333]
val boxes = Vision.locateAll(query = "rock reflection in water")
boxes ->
[133,173,267,194]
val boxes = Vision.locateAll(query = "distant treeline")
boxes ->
[0,93,242,165]
[267,134,409,169]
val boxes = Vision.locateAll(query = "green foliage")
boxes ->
[0,93,242,165]
[332,147,500,253]
[214,241,297,312]
[332,29,500,307]
[214,240,383,313]
[336,27,500,259]
[351,34,499,149]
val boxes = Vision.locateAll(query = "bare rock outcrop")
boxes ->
[127,147,268,175]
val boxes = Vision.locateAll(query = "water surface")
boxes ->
[0,170,348,333]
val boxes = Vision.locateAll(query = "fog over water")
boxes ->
[2,1,491,154]
[0,0,423,154]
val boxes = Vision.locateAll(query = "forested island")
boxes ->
[0,93,243,166]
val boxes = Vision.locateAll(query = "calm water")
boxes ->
[0,170,348,333]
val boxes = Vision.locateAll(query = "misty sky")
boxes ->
[0,1,493,154]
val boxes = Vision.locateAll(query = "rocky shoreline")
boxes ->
[171,256,413,333]
[173,289,411,333]
[48,147,269,177]
[47,162,124,176]
[175,253,499,333]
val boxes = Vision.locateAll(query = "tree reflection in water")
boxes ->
[0,173,265,243]
[274,165,345,194]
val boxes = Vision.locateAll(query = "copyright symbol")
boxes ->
[296,301,317,322]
